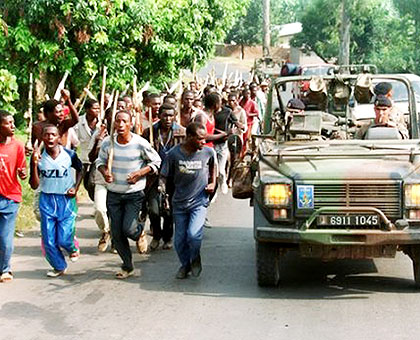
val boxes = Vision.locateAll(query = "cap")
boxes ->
[287,98,305,110]
[374,95,392,107]
[374,82,392,96]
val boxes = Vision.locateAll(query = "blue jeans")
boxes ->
[0,195,19,274]
[173,205,207,268]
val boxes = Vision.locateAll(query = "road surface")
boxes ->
[1,192,420,340]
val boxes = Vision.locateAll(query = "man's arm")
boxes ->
[29,148,41,189]
[127,139,161,184]
[61,89,79,129]
[96,137,113,183]
[205,149,217,194]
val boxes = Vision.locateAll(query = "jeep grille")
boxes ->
[296,181,402,220]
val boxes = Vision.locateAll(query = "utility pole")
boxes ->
[339,0,350,65]
[262,0,270,57]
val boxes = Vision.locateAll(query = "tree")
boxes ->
[0,0,247,118]
[291,0,415,73]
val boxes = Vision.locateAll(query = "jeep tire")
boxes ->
[256,241,280,287]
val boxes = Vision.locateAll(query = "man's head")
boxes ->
[104,93,111,109]
[374,95,392,125]
[117,98,127,111]
[374,82,393,98]
[43,99,64,125]
[250,83,259,98]
[123,96,133,110]
[159,104,176,130]
[182,90,195,109]
[114,110,133,136]
[189,81,197,92]
[193,98,203,110]
[260,80,269,93]
[85,99,100,119]
[203,93,221,113]
[148,93,162,115]
[286,98,305,114]
[42,124,60,149]
[203,85,217,97]
[163,94,177,107]
[185,122,207,151]
[228,92,239,109]
[241,88,250,100]
[0,110,15,138]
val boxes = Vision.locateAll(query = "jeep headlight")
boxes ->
[264,184,292,207]
[405,184,420,207]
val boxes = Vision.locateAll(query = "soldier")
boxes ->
[373,82,408,138]
[355,96,408,139]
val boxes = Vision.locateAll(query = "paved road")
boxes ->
[2,192,420,340]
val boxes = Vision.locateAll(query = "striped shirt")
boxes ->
[97,133,161,193]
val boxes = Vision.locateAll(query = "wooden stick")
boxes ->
[75,72,97,111]
[148,107,153,144]
[221,63,228,90]
[25,73,33,149]
[105,89,115,111]
[54,71,69,100]
[100,66,107,123]
[107,90,119,173]
[132,76,142,135]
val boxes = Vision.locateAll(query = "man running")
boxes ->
[0,110,27,282]
[29,125,83,277]
[142,104,185,251]
[160,122,217,279]
[97,110,161,279]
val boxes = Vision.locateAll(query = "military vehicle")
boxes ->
[253,72,420,287]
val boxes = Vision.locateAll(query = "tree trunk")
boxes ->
[339,0,350,66]
[262,0,270,57]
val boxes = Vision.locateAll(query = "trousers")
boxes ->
[39,193,78,271]
[106,190,144,272]
[0,195,19,274]
[173,204,207,268]
[94,184,110,233]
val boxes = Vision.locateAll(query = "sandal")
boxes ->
[0,272,13,282]
[115,269,134,279]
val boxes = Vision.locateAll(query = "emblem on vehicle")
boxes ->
[297,185,314,209]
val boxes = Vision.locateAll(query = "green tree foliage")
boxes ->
[0,69,19,114]
[226,0,308,47]
[291,0,416,73]
[0,0,247,116]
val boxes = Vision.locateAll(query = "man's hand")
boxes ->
[205,182,216,194]
[104,170,114,183]
[97,124,108,140]
[17,168,27,180]
[60,89,70,103]
[66,187,77,198]
[31,145,42,165]
[127,169,145,184]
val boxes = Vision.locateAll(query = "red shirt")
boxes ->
[240,98,259,124]
[0,137,26,202]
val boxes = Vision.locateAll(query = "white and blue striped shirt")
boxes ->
[97,133,161,193]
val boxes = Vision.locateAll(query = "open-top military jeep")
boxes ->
[253,71,420,287]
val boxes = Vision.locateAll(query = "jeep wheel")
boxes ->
[256,241,280,287]
[408,245,420,288]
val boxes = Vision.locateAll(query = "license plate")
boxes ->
[317,214,379,226]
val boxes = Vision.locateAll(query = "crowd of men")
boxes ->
[0,76,269,281]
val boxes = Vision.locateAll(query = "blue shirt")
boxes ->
[38,146,82,194]
[161,144,216,210]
